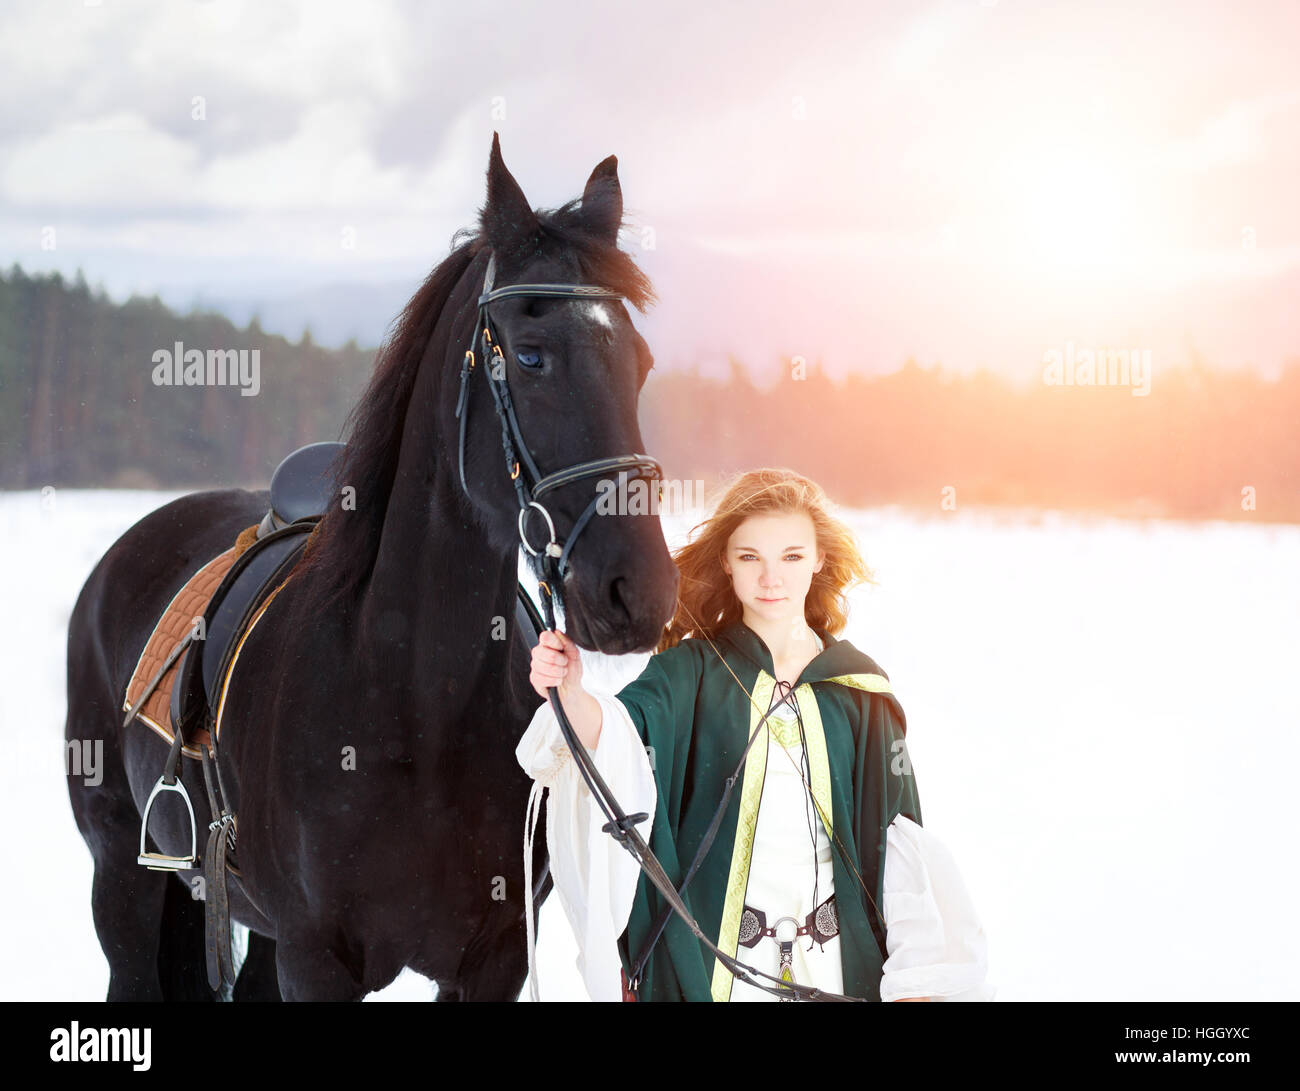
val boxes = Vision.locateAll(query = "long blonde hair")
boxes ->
[657,468,874,652]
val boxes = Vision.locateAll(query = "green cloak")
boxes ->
[613,619,923,1001]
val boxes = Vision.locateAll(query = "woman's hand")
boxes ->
[530,628,603,749]
[529,628,586,701]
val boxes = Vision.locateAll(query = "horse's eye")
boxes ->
[516,351,542,370]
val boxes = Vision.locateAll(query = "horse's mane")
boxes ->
[296,199,657,612]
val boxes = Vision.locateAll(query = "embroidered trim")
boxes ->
[823,672,892,694]
[793,684,833,840]
[710,671,774,1002]
[767,713,800,749]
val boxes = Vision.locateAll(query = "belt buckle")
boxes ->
[770,915,800,944]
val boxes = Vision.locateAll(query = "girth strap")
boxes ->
[201,744,237,991]
[203,820,234,991]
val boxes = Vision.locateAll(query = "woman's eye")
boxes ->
[516,350,542,369]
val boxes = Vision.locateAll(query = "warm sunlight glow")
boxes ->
[1013,149,1150,274]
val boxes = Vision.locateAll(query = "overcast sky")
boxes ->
[3,0,1297,382]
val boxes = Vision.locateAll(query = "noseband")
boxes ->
[454,252,664,606]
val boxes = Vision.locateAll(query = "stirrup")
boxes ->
[137,775,201,871]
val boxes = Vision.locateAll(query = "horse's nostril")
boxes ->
[608,576,627,613]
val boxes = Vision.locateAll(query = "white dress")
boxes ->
[727,681,844,1001]
[516,651,995,1003]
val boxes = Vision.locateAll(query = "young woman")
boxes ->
[517,468,993,1002]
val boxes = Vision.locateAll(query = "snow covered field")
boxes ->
[3,488,1296,1001]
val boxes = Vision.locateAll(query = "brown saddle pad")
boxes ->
[121,525,259,758]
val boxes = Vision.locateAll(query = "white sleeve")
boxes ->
[878,814,997,1002]
[515,692,656,1002]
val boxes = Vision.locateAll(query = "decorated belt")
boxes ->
[737,894,839,1000]
[738,893,839,949]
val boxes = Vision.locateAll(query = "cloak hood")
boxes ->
[712,619,906,724]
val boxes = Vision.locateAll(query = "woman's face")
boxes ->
[721,511,825,631]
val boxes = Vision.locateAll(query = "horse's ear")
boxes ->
[579,154,623,246]
[480,132,540,255]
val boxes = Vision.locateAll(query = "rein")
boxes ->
[460,252,863,1001]
[536,593,861,1002]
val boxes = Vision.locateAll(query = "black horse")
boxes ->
[65,134,679,1000]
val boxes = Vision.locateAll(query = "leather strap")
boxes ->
[121,631,195,733]
[200,744,237,991]
[203,819,234,990]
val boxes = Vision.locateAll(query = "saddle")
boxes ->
[122,442,345,758]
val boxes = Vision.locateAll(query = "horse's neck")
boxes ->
[365,475,512,661]
[356,392,521,728]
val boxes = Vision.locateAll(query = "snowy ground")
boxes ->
[2,488,1297,1001]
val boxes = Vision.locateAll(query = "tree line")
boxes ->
[2,265,1296,522]
[642,356,1300,522]
[0,265,371,489]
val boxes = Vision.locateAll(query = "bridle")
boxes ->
[455,251,664,588]
[458,251,866,1001]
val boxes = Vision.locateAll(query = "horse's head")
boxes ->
[451,134,678,654]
